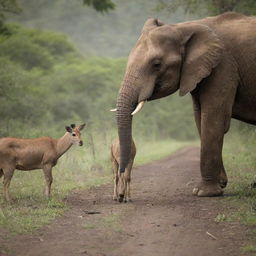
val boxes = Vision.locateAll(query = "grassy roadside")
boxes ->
[0,137,192,234]
[219,129,256,253]
[135,139,194,166]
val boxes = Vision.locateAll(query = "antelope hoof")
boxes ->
[118,195,124,203]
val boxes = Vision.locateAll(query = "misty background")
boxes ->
[0,0,255,161]
[9,0,194,57]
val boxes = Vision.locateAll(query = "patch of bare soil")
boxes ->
[0,147,254,256]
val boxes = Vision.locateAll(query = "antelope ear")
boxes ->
[79,123,86,131]
[142,18,164,32]
[65,126,72,133]
[178,23,224,96]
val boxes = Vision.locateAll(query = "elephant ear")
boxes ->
[142,18,164,33]
[178,23,224,96]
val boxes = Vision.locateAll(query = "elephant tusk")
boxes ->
[131,101,145,115]
[110,108,117,112]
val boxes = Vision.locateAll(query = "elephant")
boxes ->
[114,12,256,197]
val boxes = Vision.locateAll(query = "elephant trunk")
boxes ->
[116,76,138,172]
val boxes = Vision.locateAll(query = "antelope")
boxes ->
[111,138,136,203]
[0,123,85,201]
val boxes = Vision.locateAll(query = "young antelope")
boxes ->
[111,138,136,203]
[0,123,85,201]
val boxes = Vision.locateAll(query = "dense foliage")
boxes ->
[156,0,256,16]
[0,0,21,18]
[2,0,255,141]
[83,0,115,13]
[7,0,186,57]
[0,0,115,37]
[0,23,196,141]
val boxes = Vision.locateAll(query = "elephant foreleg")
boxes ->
[193,109,228,189]
[193,110,227,197]
[192,95,201,137]
[218,114,233,188]
[192,94,229,191]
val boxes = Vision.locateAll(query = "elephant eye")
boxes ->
[152,60,162,70]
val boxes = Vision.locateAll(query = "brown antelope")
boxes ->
[111,138,136,203]
[0,123,85,201]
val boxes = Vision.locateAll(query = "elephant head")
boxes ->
[116,18,223,172]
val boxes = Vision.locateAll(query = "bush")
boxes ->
[0,22,197,141]
[0,23,79,70]
[0,35,53,69]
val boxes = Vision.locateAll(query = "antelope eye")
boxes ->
[72,133,76,136]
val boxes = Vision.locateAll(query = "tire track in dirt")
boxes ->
[0,147,251,256]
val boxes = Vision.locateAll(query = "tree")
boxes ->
[0,0,21,31]
[1,0,115,34]
[156,0,256,16]
[1,0,115,23]
[0,0,21,16]
[83,0,115,13]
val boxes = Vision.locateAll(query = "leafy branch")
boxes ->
[83,0,115,13]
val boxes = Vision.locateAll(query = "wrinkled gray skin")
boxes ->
[116,12,256,197]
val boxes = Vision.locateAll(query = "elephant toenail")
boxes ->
[192,187,199,195]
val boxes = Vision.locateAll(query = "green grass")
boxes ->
[214,213,231,223]
[221,129,256,252]
[241,245,256,254]
[0,136,191,234]
[222,131,256,225]
[0,199,66,233]
[135,139,195,166]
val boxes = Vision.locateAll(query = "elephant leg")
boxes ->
[192,95,201,137]
[194,110,201,137]
[218,116,232,188]
[193,111,226,197]
[218,158,228,188]
[194,110,228,188]
[192,81,235,191]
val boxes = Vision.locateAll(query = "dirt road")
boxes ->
[0,147,252,256]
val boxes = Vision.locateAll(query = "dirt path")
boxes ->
[0,147,252,256]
